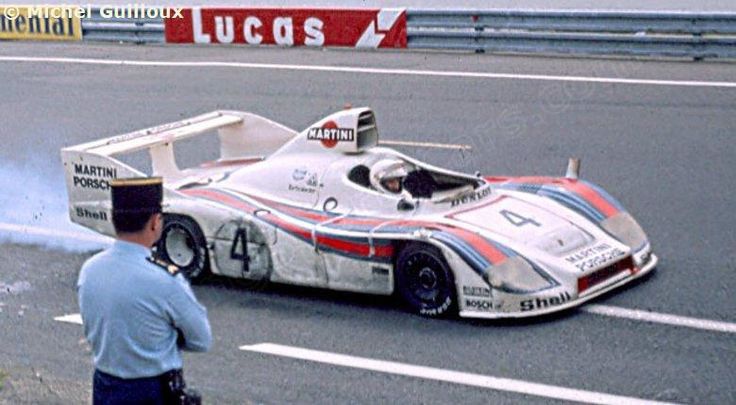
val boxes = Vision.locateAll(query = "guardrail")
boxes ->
[77,7,736,59]
[406,10,736,59]
[82,7,164,44]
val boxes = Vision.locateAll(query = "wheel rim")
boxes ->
[418,267,438,290]
[165,226,196,267]
[404,252,448,306]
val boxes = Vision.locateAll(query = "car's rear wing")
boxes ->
[61,110,297,235]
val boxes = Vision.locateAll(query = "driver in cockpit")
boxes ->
[370,159,409,194]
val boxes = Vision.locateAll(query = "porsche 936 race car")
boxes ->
[61,107,657,318]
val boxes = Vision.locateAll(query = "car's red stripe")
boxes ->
[183,188,257,214]
[441,226,507,265]
[245,194,391,227]
[266,213,312,240]
[183,188,506,264]
[559,181,618,218]
[488,176,619,219]
[182,188,392,258]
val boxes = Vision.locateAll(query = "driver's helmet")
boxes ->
[370,159,409,194]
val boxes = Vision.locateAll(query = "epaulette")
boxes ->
[146,256,180,276]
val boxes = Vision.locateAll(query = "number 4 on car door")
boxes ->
[230,228,249,273]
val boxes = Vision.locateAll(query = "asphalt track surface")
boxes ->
[0,42,735,404]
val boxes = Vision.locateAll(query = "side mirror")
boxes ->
[397,198,416,211]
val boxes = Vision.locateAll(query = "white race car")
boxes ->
[61,107,657,318]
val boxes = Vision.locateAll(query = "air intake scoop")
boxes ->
[302,108,378,154]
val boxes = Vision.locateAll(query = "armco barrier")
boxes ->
[28,6,736,59]
[406,10,736,58]
[82,7,164,43]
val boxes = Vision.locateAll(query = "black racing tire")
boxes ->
[395,243,457,318]
[154,215,209,283]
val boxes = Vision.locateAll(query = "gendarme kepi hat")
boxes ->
[110,177,163,214]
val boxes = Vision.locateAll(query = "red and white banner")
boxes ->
[165,8,406,48]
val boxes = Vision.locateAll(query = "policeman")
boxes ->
[77,177,212,404]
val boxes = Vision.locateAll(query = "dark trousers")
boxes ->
[93,369,168,405]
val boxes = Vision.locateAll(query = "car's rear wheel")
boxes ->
[155,215,209,282]
[395,243,456,317]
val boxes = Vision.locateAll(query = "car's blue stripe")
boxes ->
[538,187,605,222]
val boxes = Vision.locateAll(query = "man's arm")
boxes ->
[167,275,212,352]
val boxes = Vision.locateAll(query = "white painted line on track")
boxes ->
[46,302,736,335]
[54,313,83,325]
[582,304,736,334]
[0,223,113,245]
[240,342,674,405]
[1,56,735,88]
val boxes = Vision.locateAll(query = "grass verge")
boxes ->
[0,369,7,391]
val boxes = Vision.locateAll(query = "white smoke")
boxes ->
[0,158,112,252]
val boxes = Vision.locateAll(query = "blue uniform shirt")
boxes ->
[78,240,212,379]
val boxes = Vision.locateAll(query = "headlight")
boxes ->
[601,212,648,250]
[486,256,557,293]
[633,244,652,267]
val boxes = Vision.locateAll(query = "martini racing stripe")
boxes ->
[237,193,514,269]
[536,187,604,222]
[579,180,626,212]
[441,227,510,265]
[431,228,519,277]
[492,182,603,222]
[559,179,620,218]
[181,187,515,274]
[183,188,258,214]
[246,192,403,231]
[490,177,623,222]
[431,232,490,275]
[182,188,394,262]
[240,193,515,274]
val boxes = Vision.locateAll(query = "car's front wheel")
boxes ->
[395,243,456,317]
[154,215,209,282]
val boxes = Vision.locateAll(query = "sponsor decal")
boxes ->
[465,298,492,312]
[165,8,407,48]
[75,207,108,221]
[72,163,117,190]
[307,121,354,149]
[306,173,318,188]
[565,243,626,272]
[289,168,318,193]
[463,286,491,298]
[520,291,572,312]
[292,168,307,181]
[450,185,492,207]
[419,296,452,316]
[371,266,389,276]
[288,184,316,194]
[73,164,117,178]
[1,6,82,41]
[323,197,338,212]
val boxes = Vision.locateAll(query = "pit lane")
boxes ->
[0,41,734,404]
